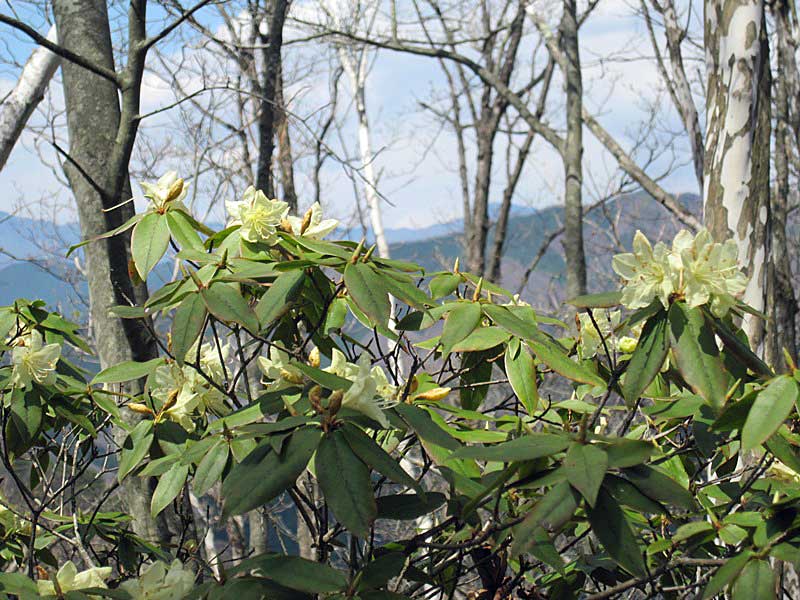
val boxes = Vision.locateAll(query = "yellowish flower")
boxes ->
[226,186,288,245]
[140,171,188,211]
[325,349,398,427]
[577,310,621,359]
[257,345,305,392]
[37,561,111,597]
[612,231,673,310]
[286,202,339,239]
[119,559,195,600]
[150,364,200,431]
[11,330,61,389]
[184,342,231,416]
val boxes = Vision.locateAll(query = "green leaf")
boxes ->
[222,427,321,517]
[440,302,482,355]
[732,559,775,600]
[622,311,669,406]
[166,210,204,251]
[505,338,538,416]
[742,375,800,451]
[563,443,608,507]
[376,493,447,520]
[255,270,306,329]
[668,302,728,409]
[603,475,666,514]
[66,211,143,256]
[482,304,541,341]
[316,430,377,538]
[118,421,154,481]
[587,487,645,577]
[672,521,714,542]
[151,462,189,517]
[604,439,655,468]
[171,293,207,365]
[429,273,461,299]
[622,465,694,510]
[293,362,352,391]
[236,553,347,594]
[344,262,391,327]
[395,403,459,450]
[528,338,605,387]
[567,291,622,308]
[702,551,753,599]
[358,552,406,590]
[451,326,510,353]
[341,423,421,493]
[200,282,260,333]
[450,433,569,462]
[93,357,165,384]
[132,212,171,280]
[193,442,229,496]
[511,482,580,557]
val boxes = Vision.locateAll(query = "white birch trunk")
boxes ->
[0,25,59,171]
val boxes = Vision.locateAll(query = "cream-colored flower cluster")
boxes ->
[37,561,111,597]
[226,186,339,246]
[10,330,61,390]
[119,559,195,600]
[612,229,747,316]
[141,171,188,212]
[149,342,231,430]
[577,310,641,359]
[257,346,398,428]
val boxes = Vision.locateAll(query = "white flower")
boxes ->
[150,364,200,431]
[326,350,398,428]
[286,202,339,239]
[577,310,621,359]
[119,559,195,600]
[257,345,305,392]
[140,171,188,211]
[612,229,748,317]
[11,330,61,389]
[37,561,111,597]
[612,231,673,310]
[226,186,288,245]
[184,342,231,416]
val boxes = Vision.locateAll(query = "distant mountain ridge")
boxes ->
[0,193,700,310]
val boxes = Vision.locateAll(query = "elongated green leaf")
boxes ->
[223,427,321,517]
[344,262,391,327]
[511,482,580,557]
[702,551,753,599]
[293,362,351,391]
[732,559,775,600]
[132,212,170,280]
[151,462,189,517]
[171,293,207,364]
[193,442,229,496]
[200,282,260,333]
[603,475,666,514]
[587,488,645,577]
[93,358,165,384]
[450,433,569,462]
[622,311,669,406]
[67,211,143,256]
[527,338,605,387]
[236,553,348,593]
[742,375,799,451]
[706,310,772,377]
[564,443,608,507]
[166,210,204,251]
[341,424,421,493]
[482,304,541,341]
[451,326,509,353]
[668,302,728,409]
[567,291,622,308]
[441,302,482,355]
[604,439,655,468]
[316,430,377,538]
[395,403,459,450]
[505,338,538,415]
[376,493,446,520]
[429,273,460,299]
[118,421,154,482]
[623,465,694,510]
[255,270,306,329]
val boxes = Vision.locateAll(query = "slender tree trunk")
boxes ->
[467,127,494,276]
[255,0,290,197]
[275,64,297,211]
[52,0,163,542]
[767,0,798,367]
[0,25,58,172]
[560,0,587,299]
[703,0,771,352]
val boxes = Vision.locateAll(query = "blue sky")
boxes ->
[0,0,701,229]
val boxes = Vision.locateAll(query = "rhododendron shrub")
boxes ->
[0,178,797,599]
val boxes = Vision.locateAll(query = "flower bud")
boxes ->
[166,178,185,203]
[280,218,293,233]
[618,336,638,354]
[309,385,324,414]
[308,347,320,368]
[300,207,314,234]
[280,368,305,385]
[328,389,343,415]
[128,403,155,416]
[414,387,451,402]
